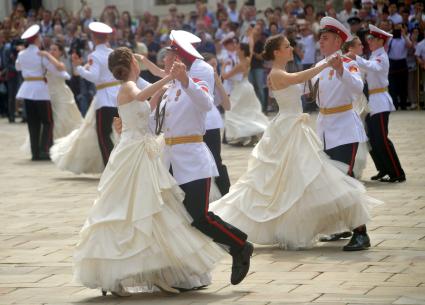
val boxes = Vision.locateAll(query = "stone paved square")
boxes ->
[0,111,424,305]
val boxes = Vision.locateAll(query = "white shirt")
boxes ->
[15,44,50,100]
[76,43,119,110]
[312,51,367,149]
[388,38,409,60]
[389,13,403,25]
[300,34,316,65]
[227,8,239,23]
[159,60,218,185]
[337,8,359,27]
[414,39,425,60]
[356,47,395,115]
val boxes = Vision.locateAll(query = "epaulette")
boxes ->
[342,56,353,63]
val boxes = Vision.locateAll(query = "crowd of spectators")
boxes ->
[1,0,424,123]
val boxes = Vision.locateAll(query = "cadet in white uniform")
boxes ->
[15,25,53,160]
[309,17,370,251]
[219,32,243,145]
[354,25,405,183]
[155,30,253,287]
[131,35,232,197]
[72,22,119,166]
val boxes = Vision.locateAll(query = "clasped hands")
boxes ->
[326,54,344,76]
[169,61,189,87]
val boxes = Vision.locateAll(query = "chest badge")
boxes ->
[175,89,181,101]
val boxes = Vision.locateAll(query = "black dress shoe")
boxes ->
[319,231,352,242]
[379,175,406,183]
[231,242,254,285]
[343,233,371,251]
[371,172,387,180]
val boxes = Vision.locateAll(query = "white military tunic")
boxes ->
[160,60,218,185]
[205,87,225,130]
[15,44,50,100]
[356,47,395,116]
[313,51,368,150]
[76,43,119,110]
[190,59,223,130]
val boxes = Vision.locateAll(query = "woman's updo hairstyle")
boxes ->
[262,34,286,61]
[108,47,133,81]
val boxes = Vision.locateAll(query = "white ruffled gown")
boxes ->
[211,85,381,250]
[49,99,107,174]
[224,76,269,144]
[47,69,83,138]
[73,100,225,292]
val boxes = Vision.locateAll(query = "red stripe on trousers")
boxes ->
[97,111,109,162]
[348,143,356,176]
[46,102,54,153]
[379,113,401,177]
[204,178,245,247]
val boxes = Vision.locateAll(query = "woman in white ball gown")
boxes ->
[211,35,381,250]
[222,42,269,145]
[39,42,83,138]
[22,42,83,156]
[73,48,224,297]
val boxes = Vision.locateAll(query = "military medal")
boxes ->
[175,89,181,101]
[328,69,334,80]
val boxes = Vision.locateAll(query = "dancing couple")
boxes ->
[73,30,253,296]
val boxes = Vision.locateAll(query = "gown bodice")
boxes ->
[272,85,303,114]
[118,100,152,141]
[46,71,74,103]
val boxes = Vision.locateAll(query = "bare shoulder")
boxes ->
[117,81,137,105]
[270,68,289,80]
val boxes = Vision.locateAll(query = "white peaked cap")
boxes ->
[320,16,352,42]
[369,24,393,40]
[88,22,113,34]
[21,24,40,40]
[169,30,204,60]
[170,30,201,43]
[361,0,374,4]
[220,31,236,44]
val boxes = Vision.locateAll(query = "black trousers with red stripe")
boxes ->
[324,142,359,177]
[179,178,247,255]
[24,99,54,160]
[204,128,231,196]
[96,106,118,166]
[366,112,404,178]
